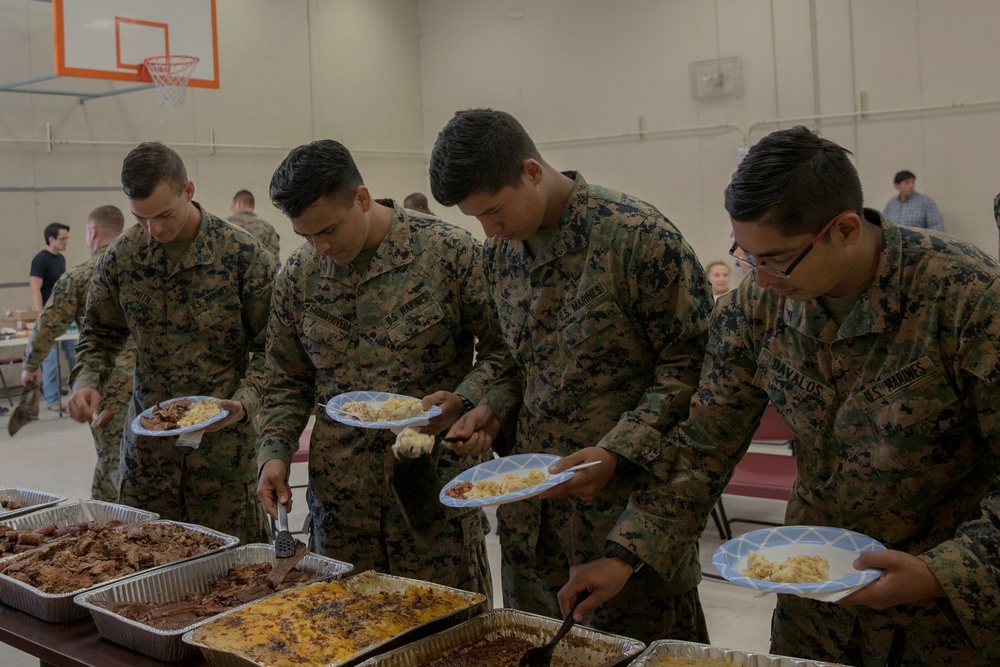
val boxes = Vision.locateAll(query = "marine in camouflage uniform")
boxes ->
[258,200,511,600]
[23,245,136,501]
[477,172,713,643]
[228,211,280,259]
[622,128,1000,665]
[73,204,276,544]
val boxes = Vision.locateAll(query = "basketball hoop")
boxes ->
[138,55,200,109]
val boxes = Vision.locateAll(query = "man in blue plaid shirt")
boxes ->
[883,170,944,231]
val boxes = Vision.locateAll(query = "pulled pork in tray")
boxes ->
[0,520,123,556]
[0,500,25,512]
[422,636,538,667]
[93,561,313,631]
[139,399,191,431]
[0,522,225,594]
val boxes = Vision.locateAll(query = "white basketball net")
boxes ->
[143,55,200,109]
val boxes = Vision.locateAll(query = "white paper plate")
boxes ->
[131,396,228,437]
[712,525,886,595]
[325,391,441,430]
[439,454,576,508]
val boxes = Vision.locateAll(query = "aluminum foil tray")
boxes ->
[0,500,159,564]
[355,608,645,667]
[182,569,488,667]
[628,640,851,667]
[0,488,66,520]
[75,543,354,662]
[0,519,238,623]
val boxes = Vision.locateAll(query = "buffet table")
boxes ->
[0,602,207,667]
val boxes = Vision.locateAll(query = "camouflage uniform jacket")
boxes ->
[73,205,276,444]
[228,211,280,259]
[258,201,512,480]
[632,210,1000,655]
[481,172,713,592]
[25,245,136,379]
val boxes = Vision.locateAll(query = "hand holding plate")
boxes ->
[836,549,943,610]
[539,447,618,501]
[203,399,244,432]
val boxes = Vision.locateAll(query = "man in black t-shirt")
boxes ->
[29,223,75,410]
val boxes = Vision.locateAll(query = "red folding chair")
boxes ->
[709,403,796,541]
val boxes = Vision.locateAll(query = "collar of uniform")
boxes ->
[90,244,111,258]
[523,171,590,271]
[319,199,413,283]
[782,208,899,341]
[133,202,217,272]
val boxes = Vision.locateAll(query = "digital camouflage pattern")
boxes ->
[630,210,1000,665]
[23,245,135,501]
[73,206,276,544]
[479,173,714,643]
[258,201,513,600]
[228,211,280,259]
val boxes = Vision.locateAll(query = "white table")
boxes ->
[0,331,79,415]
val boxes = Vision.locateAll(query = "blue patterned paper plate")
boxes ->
[131,396,228,437]
[439,454,576,508]
[712,526,886,594]
[325,391,441,430]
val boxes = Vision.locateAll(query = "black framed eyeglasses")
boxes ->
[729,213,843,279]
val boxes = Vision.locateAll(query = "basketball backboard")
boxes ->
[53,0,218,89]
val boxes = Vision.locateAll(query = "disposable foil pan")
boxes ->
[0,488,66,520]
[628,640,851,667]
[75,543,354,662]
[355,608,645,667]
[0,500,159,564]
[182,569,488,667]
[0,519,238,623]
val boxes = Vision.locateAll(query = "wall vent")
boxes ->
[689,57,743,102]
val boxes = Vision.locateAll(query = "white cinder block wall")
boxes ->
[2,0,1000,312]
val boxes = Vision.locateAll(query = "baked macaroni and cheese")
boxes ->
[190,575,478,667]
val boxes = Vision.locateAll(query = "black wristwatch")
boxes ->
[602,542,646,574]
[456,394,476,413]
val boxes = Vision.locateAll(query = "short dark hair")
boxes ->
[43,222,70,244]
[232,189,255,208]
[429,109,541,207]
[403,192,430,210]
[88,205,124,234]
[894,170,916,184]
[121,142,188,199]
[724,126,863,237]
[270,140,364,218]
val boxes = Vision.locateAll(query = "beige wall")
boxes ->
[3,0,999,315]
[0,0,430,311]
[418,0,1000,265]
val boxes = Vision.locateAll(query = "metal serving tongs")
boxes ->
[273,501,296,559]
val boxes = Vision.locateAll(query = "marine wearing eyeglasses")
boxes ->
[558,126,1000,665]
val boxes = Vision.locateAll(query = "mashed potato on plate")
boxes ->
[741,550,829,583]
[176,399,222,428]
